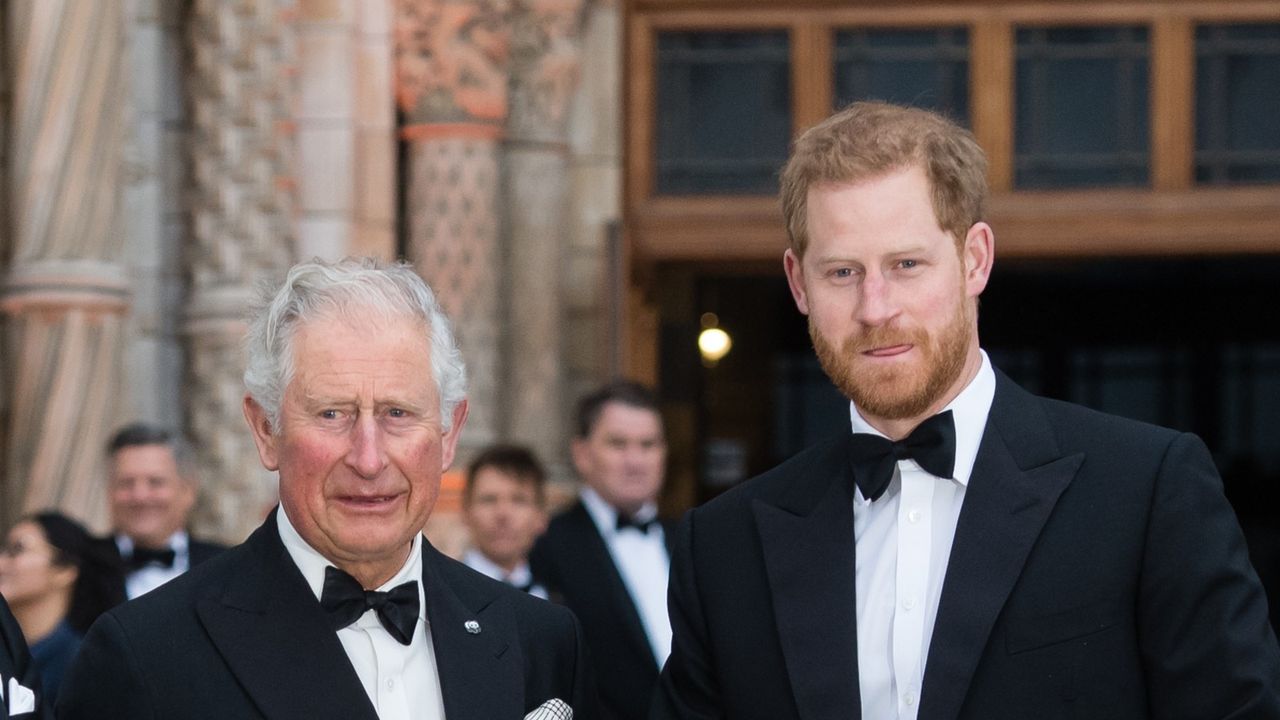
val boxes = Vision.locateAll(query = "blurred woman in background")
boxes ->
[0,511,125,705]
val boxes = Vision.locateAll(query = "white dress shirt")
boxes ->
[116,531,191,599]
[278,508,445,720]
[462,548,550,600]
[853,351,996,720]
[580,487,673,666]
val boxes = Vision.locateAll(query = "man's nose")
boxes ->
[854,271,899,327]
[125,484,152,502]
[346,415,387,478]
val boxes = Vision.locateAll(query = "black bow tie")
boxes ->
[126,546,176,571]
[319,566,420,646]
[848,410,957,502]
[616,512,657,534]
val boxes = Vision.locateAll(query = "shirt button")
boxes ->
[903,596,917,611]
[386,678,395,690]
[907,509,922,524]
[904,690,918,706]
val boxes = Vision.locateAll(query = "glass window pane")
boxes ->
[1014,27,1150,188]
[655,31,791,195]
[834,28,969,125]
[1195,24,1280,185]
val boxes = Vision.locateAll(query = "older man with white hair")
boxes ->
[59,258,596,720]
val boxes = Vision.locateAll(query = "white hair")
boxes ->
[243,257,467,433]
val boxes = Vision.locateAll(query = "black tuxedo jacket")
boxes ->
[187,537,229,566]
[59,512,595,719]
[531,502,674,720]
[653,372,1280,720]
[0,595,41,719]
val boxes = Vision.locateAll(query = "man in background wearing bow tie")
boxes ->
[653,101,1280,720]
[105,423,227,599]
[532,381,673,720]
[60,258,595,720]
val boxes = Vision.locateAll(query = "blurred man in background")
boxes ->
[461,444,550,599]
[106,424,226,599]
[532,380,671,720]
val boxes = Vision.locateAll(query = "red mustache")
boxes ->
[844,325,927,354]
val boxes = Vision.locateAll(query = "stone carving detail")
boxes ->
[397,0,514,456]
[395,0,513,124]
[184,0,298,542]
[1,1,129,529]
[508,0,586,142]
[405,138,502,450]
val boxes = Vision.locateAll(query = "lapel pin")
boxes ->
[465,620,481,634]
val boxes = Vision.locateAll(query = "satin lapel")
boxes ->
[753,440,860,720]
[569,505,657,671]
[918,376,1083,720]
[424,543,522,720]
[197,517,377,720]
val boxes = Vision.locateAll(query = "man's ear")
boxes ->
[440,399,470,471]
[243,395,280,472]
[783,248,811,315]
[569,436,591,478]
[962,222,995,299]
[176,476,198,516]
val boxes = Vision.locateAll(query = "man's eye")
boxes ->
[320,410,340,420]
[833,268,853,278]
[900,259,919,269]
[388,408,407,418]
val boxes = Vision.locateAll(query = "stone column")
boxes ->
[294,0,397,262]
[121,0,191,431]
[505,0,586,474]
[184,0,297,543]
[395,0,512,455]
[0,1,129,529]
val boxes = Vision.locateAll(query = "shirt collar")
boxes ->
[848,349,996,489]
[580,486,658,536]
[115,530,189,557]
[463,548,534,587]
[276,506,426,621]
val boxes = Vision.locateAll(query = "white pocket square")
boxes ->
[524,697,572,720]
[6,676,37,715]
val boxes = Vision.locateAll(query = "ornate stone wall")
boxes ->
[184,0,298,542]
[0,0,616,536]
[396,0,512,455]
[1,1,130,529]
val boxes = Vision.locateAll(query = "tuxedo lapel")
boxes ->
[197,516,377,720]
[919,374,1083,720]
[753,438,860,720]
[568,505,657,671]
[423,543,523,720]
